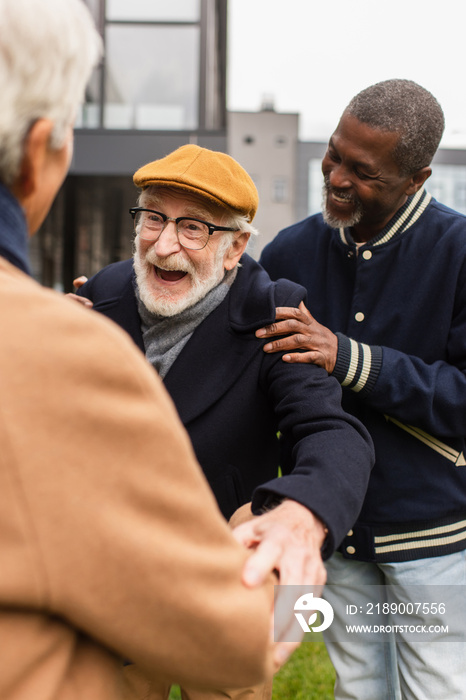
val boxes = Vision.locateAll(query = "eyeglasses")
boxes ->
[129,207,237,251]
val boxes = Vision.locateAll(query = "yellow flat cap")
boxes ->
[133,144,258,222]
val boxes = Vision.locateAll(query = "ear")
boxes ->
[405,166,432,196]
[11,119,55,202]
[224,231,251,271]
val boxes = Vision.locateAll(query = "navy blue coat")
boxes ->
[260,196,466,562]
[78,254,374,556]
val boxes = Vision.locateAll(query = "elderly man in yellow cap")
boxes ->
[75,144,374,699]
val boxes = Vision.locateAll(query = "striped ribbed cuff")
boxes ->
[332,333,382,396]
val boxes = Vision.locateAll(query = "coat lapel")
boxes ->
[163,296,264,425]
[163,257,278,425]
[93,274,145,353]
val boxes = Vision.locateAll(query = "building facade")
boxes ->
[228,104,299,258]
[32,2,466,286]
[32,0,228,291]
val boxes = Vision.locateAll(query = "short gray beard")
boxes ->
[321,183,364,229]
[133,236,232,317]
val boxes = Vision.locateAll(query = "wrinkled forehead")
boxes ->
[329,112,402,170]
[140,185,230,222]
[334,112,402,150]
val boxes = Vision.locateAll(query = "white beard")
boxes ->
[133,237,229,317]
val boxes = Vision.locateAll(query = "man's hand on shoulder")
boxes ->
[256,301,338,373]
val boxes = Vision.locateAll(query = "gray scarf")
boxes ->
[136,267,237,379]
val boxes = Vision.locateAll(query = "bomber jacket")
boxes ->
[78,254,374,557]
[260,188,466,562]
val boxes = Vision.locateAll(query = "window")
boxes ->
[273,177,288,203]
[104,24,199,130]
[308,158,324,214]
[78,0,216,131]
[454,180,466,214]
[106,0,200,22]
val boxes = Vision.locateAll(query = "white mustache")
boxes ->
[145,251,194,275]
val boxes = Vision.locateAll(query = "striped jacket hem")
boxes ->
[339,513,466,562]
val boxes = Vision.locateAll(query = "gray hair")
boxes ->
[0,0,102,185]
[138,185,259,238]
[345,79,445,175]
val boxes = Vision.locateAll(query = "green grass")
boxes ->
[272,637,335,699]
[168,638,335,699]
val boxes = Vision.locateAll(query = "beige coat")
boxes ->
[0,258,274,699]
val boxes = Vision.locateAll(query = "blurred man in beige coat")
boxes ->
[0,1,289,697]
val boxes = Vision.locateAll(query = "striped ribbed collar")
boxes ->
[339,187,432,248]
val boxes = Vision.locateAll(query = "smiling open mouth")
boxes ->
[330,191,355,204]
[155,267,188,282]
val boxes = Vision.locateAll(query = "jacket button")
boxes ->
[362,250,372,260]
[347,529,354,536]
[346,546,356,555]
[355,312,365,322]
[347,250,354,258]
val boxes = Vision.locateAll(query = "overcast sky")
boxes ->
[227,0,466,147]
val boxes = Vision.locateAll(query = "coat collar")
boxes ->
[0,182,31,275]
[127,253,279,335]
[227,254,280,331]
[339,187,432,248]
